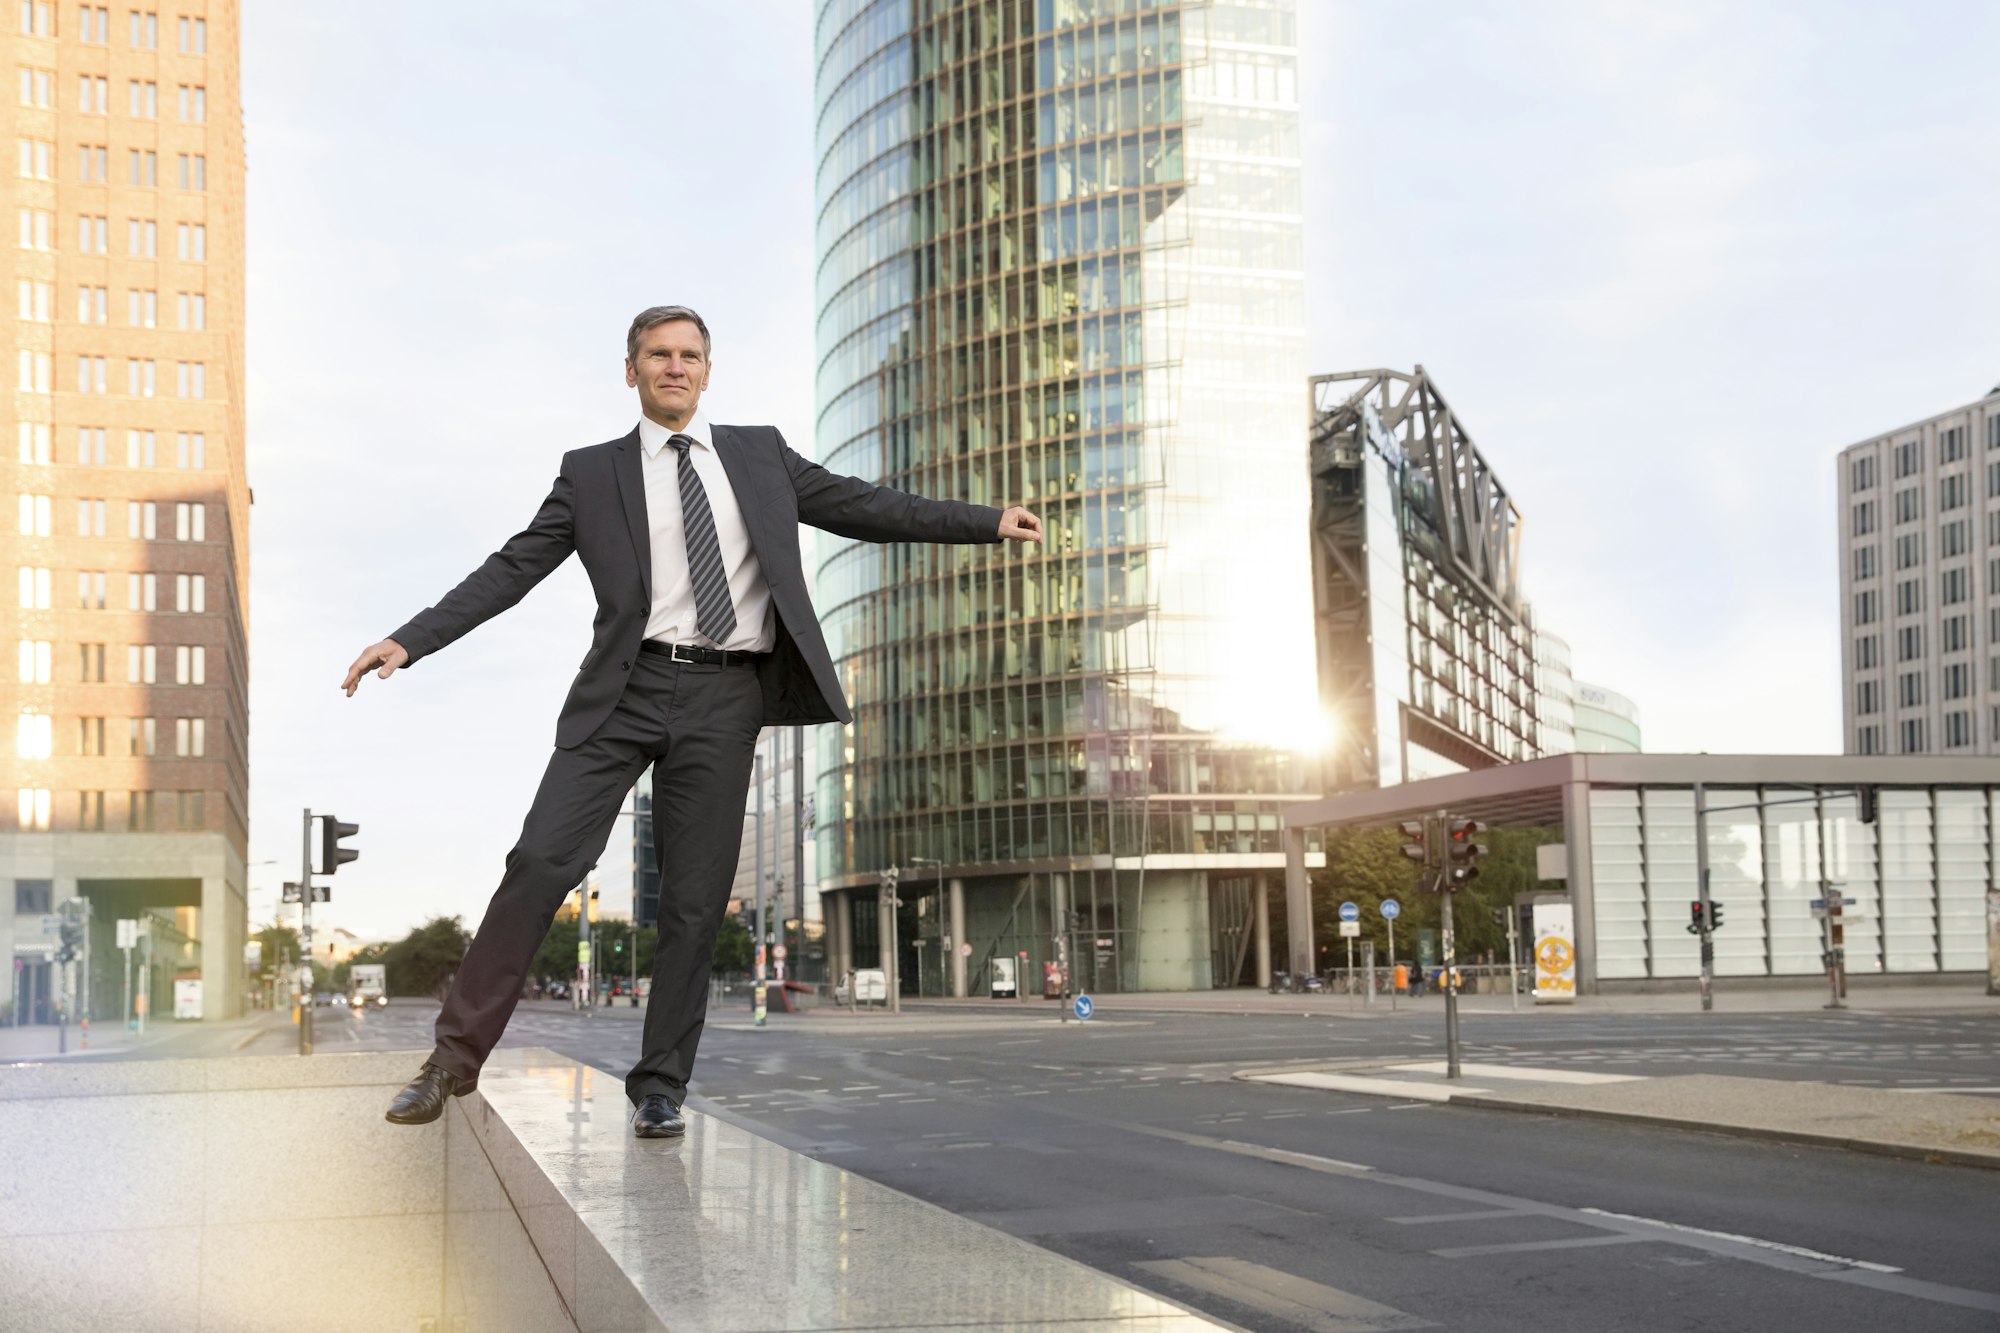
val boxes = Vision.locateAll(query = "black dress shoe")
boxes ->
[384,1062,477,1125]
[633,1093,685,1138]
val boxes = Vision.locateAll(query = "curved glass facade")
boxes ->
[813,0,1316,992]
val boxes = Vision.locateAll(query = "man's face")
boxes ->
[625,319,710,424]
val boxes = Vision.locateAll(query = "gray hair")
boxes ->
[626,305,711,363]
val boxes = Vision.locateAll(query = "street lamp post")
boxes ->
[908,856,943,999]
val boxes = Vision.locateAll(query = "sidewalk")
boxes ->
[1237,1059,2000,1171]
[0,1006,286,1063]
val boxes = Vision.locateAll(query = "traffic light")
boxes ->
[1710,901,1726,931]
[1445,818,1488,886]
[320,815,359,875]
[1687,900,1706,935]
[1857,786,1879,825]
[1398,819,1430,867]
[56,912,81,964]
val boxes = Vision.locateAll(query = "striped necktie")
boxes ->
[668,434,736,645]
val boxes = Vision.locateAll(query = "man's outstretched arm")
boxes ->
[779,432,1041,546]
[341,465,578,696]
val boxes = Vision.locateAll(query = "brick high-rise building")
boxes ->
[2,1,247,1023]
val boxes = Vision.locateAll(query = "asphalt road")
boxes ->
[227,998,2000,1333]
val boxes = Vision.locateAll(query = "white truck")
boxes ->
[349,963,387,1008]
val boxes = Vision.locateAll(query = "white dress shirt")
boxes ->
[636,411,775,653]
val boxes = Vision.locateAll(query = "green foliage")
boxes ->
[252,924,300,975]
[712,915,752,973]
[530,914,581,984]
[1292,823,1563,969]
[383,916,471,998]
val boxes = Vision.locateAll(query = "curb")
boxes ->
[1442,1092,2000,1173]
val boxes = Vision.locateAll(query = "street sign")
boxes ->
[1073,994,1093,1020]
[282,883,302,904]
[1339,920,1361,938]
[577,941,591,963]
[1809,898,1857,909]
[773,945,787,960]
[1380,899,1401,921]
[116,918,138,949]
[39,914,60,935]
[1338,901,1360,923]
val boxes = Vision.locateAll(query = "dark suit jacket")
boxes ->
[389,424,1005,748]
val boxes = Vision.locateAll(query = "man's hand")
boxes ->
[997,506,1042,545]
[342,638,409,697]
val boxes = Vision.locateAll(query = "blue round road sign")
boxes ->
[1380,899,1401,921]
[1073,994,1094,1020]
[1338,901,1360,923]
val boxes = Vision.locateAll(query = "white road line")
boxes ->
[1579,1208,1901,1273]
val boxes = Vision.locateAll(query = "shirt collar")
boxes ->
[637,409,713,460]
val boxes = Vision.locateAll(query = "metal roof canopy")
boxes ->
[1283,752,2000,831]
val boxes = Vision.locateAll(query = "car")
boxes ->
[312,991,331,1006]
[330,993,348,1007]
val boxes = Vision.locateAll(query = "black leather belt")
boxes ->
[639,640,766,667]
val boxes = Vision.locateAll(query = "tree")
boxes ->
[383,916,470,998]
[530,914,580,986]
[253,923,300,978]
[712,915,752,973]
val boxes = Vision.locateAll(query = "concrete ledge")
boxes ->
[467,1048,1228,1330]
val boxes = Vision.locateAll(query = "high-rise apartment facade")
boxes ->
[812,0,1319,993]
[1838,386,2000,758]
[2,1,247,1022]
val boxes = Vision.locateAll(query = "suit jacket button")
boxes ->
[620,660,631,671]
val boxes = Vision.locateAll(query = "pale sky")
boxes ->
[241,2,2000,942]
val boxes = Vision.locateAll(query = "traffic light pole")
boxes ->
[300,806,314,1056]
[1693,784,1714,1013]
[1437,808,1462,1081]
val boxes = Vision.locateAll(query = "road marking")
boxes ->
[1388,1062,1645,1085]
[1579,1209,1900,1273]
[1243,1072,1489,1101]
[946,1078,981,1084]
[1134,1256,1435,1332]
[1389,1210,1533,1225]
[840,1084,879,1091]
[1887,1086,2000,1094]
[1434,1235,1653,1258]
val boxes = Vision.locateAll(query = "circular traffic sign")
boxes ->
[1380,899,1401,921]
[1338,901,1360,923]
[1073,994,1094,1020]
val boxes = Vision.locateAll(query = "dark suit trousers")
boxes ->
[428,652,763,1105]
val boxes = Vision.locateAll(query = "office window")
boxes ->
[75,498,106,536]
[76,426,105,465]
[1898,625,1924,661]
[127,11,156,49]
[17,278,50,321]
[76,143,106,181]
[14,879,50,913]
[173,643,203,684]
[77,791,103,830]
[175,361,204,398]
[172,573,202,612]
[75,570,104,609]
[1897,672,1924,708]
[128,643,155,683]
[16,350,49,393]
[17,789,51,832]
[77,73,105,111]
[126,288,157,327]
[126,499,156,539]
[15,565,49,609]
[1852,588,1876,626]
[76,283,106,323]
[127,716,155,756]
[1894,579,1921,616]
[175,222,204,261]
[126,78,156,117]
[1855,678,1879,716]
[75,355,107,394]
[127,789,153,831]
[175,790,202,830]
[16,422,49,465]
[1943,615,1969,654]
[17,639,50,683]
[19,207,52,250]
[126,429,155,467]
[1944,711,1973,749]
[1854,636,1879,671]
[78,642,104,682]
[18,2,51,36]
[175,291,203,329]
[15,709,50,759]
[1850,545,1876,581]
[1892,532,1922,570]
[1990,416,2000,451]
[1894,486,1922,524]
[1941,566,1969,606]
[174,152,203,190]
[126,147,156,186]
[127,571,154,610]
[176,13,201,52]
[1942,519,1969,558]
[1893,439,1921,478]
[126,358,155,396]
[16,136,52,179]
[127,217,156,257]
[174,716,202,756]
[17,493,51,536]
[174,431,203,468]
[18,66,51,107]
[69,213,101,253]
[1940,472,1968,511]
[173,501,203,540]
[77,716,104,755]
[1943,662,1970,700]
[1941,425,1967,464]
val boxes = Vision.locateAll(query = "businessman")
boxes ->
[344,305,1041,1135]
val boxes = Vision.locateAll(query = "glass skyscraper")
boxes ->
[812,0,1317,993]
